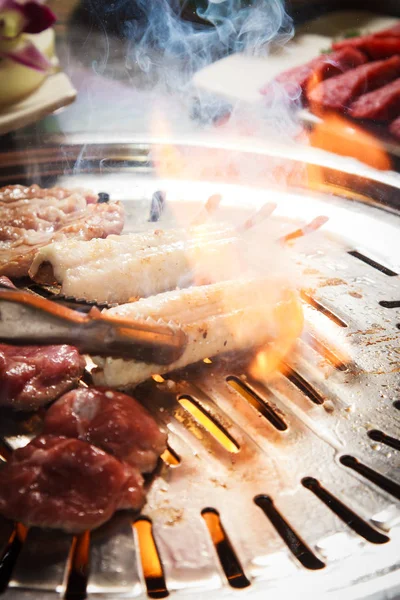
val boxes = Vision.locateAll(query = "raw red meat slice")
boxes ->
[349,78,400,120]
[308,56,400,112]
[373,24,400,38]
[333,33,400,59]
[389,115,400,139]
[0,436,144,533]
[43,387,167,473]
[0,344,85,410]
[261,48,366,99]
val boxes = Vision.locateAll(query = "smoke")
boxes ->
[122,0,295,115]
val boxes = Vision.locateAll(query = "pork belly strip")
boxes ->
[0,436,144,533]
[29,225,241,303]
[261,48,367,100]
[43,387,167,472]
[308,56,400,112]
[349,78,400,120]
[0,185,124,278]
[0,344,86,410]
[92,278,304,388]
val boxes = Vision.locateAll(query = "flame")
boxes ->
[308,113,392,172]
[249,288,304,381]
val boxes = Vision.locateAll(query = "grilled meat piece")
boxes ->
[333,30,400,59]
[349,78,400,121]
[0,185,124,278]
[308,56,400,112]
[0,344,85,410]
[0,276,16,289]
[0,436,144,533]
[43,387,167,472]
[92,278,304,388]
[262,48,367,100]
[30,224,240,303]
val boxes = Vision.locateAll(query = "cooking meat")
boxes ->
[30,224,242,304]
[0,185,124,278]
[308,56,400,112]
[92,278,304,388]
[43,387,167,472]
[0,436,144,533]
[373,24,400,38]
[333,33,400,59]
[0,276,16,289]
[263,48,367,100]
[389,115,400,139]
[0,344,85,410]
[349,78,400,120]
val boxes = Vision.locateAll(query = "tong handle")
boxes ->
[0,287,187,365]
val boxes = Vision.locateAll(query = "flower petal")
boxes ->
[1,38,51,71]
[22,2,56,34]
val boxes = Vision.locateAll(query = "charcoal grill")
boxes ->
[0,138,399,600]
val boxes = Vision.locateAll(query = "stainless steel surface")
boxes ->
[0,141,399,599]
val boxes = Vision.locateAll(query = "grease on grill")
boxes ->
[0,523,27,593]
[301,292,347,327]
[227,376,287,431]
[302,477,389,544]
[340,456,400,500]
[254,495,325,570]
[348,251,398,277]
[65,531,90,600]
[368,430,400,452]
[134,518,168,599]
[178,396,239,454]
[202,509,250,589]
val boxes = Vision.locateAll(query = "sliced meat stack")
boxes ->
[0,344,85,410]
[43,387,168,473]
[308,56,400,112]
[0,184,125,278]
[0,436,145,533]
[261,47,367,99]
[349,78,400,121]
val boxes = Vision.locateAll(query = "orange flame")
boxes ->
[249,288,304,381]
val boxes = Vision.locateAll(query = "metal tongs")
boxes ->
[0,286,187,365]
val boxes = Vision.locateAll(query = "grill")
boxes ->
[0,139,399,600]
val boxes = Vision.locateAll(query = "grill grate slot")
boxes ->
[178,396,240,454]
[301,292,347,327]
[0,524,27,593]
[134,518,169,599]
[304,334,348,371]
[226,376,287,431]
[302,478,389,544]
[368,430,400,452]
[254,496,325,570]
[283,368,325,405]
[161,446,181,467]
[201,509,250,589]
[379,300,400,308]
[340,456,400,500]
[65,532,90,600]
[347,251,398,277]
